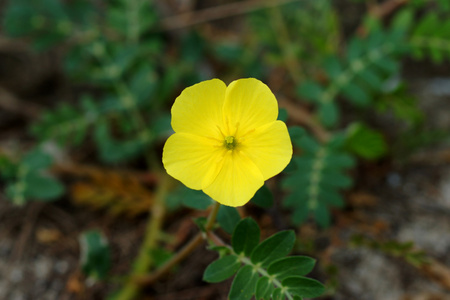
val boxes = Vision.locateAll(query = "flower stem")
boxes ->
[134,202,221,286]
[114,173,170,300]
[205,202,221,230]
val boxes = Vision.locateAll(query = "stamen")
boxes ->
[216,124,226,138]
[224,136,237,150]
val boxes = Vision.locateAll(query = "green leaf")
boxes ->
[255,277,275,300]
[3,4,35,36]
[324,153,355,168]
[295,134,320,153]
[288,126,306,142]
[271,288,284,300]
[229,265,259,300]
[181,189,213,210]
[318,102,339,127]
[232,218,260,257]
[283,131,355,227]
[278,108,288,122]
[313,205,331,228]
[251,231,295,267]
[297,80,323,103]
[347,38,363,61]
[193,217,207,232]
[32,32,66,52]
[373,56,399,74]
[391,8,413,34]
[6,182,26,205]
[217,205,241,234]
[94,119,150,164]
[213,42,244,62]
[22,149,52,169]
[341,82,370,106]
[358,68,383,90]
[251,185,274,208]
[267,256,316,280]
[0,155,17,180]
[327,133,347,149]
[128,63,157,104]
[203,255,241,283]
[291,204,310,225]
[323,56,342,79]
[24,172,64,200]
[320,189,345,207]
[79,230,111,280]
[321,171,352,188]
[346,123,387,159]
[282,276,325,298]
[32,102,92,145]
[150,248,173,268]
[152,113,172,139]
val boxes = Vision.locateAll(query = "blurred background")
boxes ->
[1,0,450,299]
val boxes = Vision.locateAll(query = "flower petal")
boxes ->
[162,133,225,190]
[171,78,226,139]
[223,78,278,136]
[240,120,293,180]
[203,150,264,207]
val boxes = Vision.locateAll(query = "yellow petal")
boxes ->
[240,120,293,180]
[162,133,225,190]
[223,78,278,136]
[171,79,226,139]
[203,150,264,207]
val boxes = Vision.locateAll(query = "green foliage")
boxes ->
[217,206,241,234]
[351,234,429,267]
[375,85,424,126]
[0,154,17,180]
[93,118,153,164]
[3,0,74,51]
[232,218,260,257]
[2,0,175,204]
[32,96,96,146]
[283,133,355,227]
[181,190,214,210]
[251,185,274,208]
[298,26,407,127]
[410,12,450,63]
[345,123,387,160]
[248,0,340,74]
[203,255,242,283]
[79,230,111,280]
[4,148,64,205]
[203,218,324,300]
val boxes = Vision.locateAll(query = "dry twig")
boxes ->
[159,0,301,31]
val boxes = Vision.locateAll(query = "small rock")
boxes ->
[9,268,23,283]
[34,257,51,279]
[54,260,69,274]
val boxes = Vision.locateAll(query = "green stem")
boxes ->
[114,173,170,300]
[205,202,221,230]
[134,202,221,286]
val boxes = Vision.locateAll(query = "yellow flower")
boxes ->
[162,78,293,207]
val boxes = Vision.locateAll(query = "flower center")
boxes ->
[224,136,237,150]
